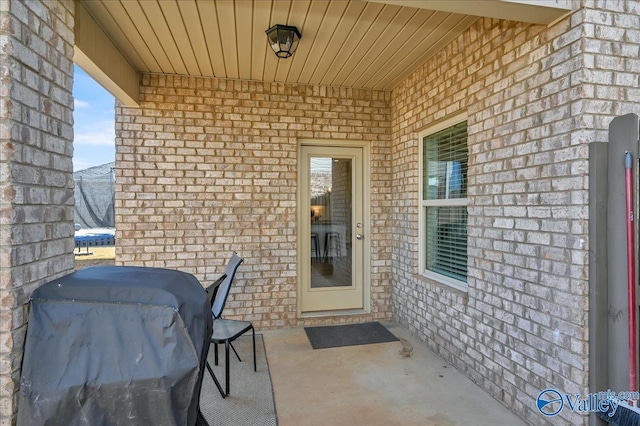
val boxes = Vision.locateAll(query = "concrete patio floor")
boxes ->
[262,321,527,426]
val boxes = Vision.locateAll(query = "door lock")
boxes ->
[356,234,364,240]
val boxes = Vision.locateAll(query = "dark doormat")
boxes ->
[304,322,399,349]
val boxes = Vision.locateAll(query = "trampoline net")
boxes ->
[74,162,115,229]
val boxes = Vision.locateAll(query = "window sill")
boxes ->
[416,271,469,304]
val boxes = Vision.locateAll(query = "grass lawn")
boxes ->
[75,246,115,270]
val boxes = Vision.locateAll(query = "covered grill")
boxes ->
[18,266,212,426]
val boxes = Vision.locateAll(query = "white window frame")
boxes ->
[418,112,468,292]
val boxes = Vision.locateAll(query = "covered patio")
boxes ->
[4,0,640,425]
[263,321,525,425]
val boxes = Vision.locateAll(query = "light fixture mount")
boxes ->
[265,24,301,59]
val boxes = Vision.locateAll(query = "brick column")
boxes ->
[0,0,75,420]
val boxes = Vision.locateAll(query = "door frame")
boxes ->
[297,139,371,317]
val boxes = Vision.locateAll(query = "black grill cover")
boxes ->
[18,266,212,426]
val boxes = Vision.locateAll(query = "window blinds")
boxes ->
[423,121,468,282]
[423,121,467,201]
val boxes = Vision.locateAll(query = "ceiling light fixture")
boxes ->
[265,24,302,59]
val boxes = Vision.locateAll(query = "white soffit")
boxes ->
[78,0,569,94]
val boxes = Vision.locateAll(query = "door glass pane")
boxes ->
[310,156,352,288]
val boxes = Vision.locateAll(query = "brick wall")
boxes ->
[391,2,640,425]
[115,76,393,329]
[0,0,75,420]
[580,0,640,134]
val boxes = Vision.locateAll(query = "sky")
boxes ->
[72,65,116,171]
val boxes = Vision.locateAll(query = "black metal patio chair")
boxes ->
[204,252,256,397]
[203,273,227,398]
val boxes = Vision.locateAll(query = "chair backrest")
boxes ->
[211,252,244,319]
[205,273,227,309]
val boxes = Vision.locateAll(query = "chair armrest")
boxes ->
[205,274,227,307]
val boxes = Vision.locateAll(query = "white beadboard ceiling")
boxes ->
[79,0,480,91]
[78,0,566,91]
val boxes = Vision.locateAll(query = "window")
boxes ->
[419,116,468,291]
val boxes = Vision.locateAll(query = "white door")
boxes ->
[299,145,366,312]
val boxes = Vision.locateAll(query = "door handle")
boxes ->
[356,234,364,240]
